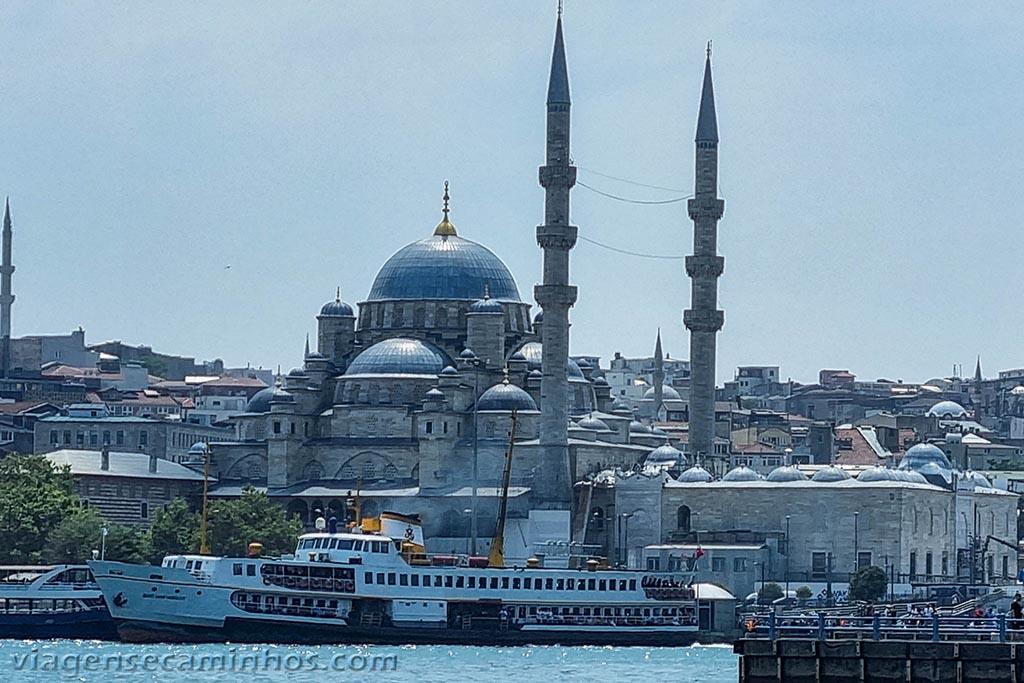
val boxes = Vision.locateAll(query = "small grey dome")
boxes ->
[424,388,445,401]
[533,310,543,323]
[647,444,683,464]
[899,443,952,472]
[246,386,275,413]
[904,470,929,484]
[518,342,588,381]
[528,369,543,378]
[593,376,609,387]
[460,348,477,359]
[270,386,294,403]
[576,358,591,368]
[629,420,651,434]
[477,382,537,412]
[677,465,713,483]
[509,351,527,362]
[767,465,808,482]
[305,351,326,360]
[811,466,851,482]
[469,296,503,314]
[926,400,968,419]
[346,338,449,376]
[962,470,993,489]
[643,385,682,401]
[577,415,611,431]
[611,396,631,411]
[188,442,209,456]
[287,367,307,377]
[319,295,355,317]
[858,466,898,483]
[440,365,458,376]
[722,466,763,482]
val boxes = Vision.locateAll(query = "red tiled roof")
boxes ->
[834,428,885,465]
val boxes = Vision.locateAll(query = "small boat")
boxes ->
[0,565,116,640]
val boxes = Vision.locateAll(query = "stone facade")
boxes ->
[35,416,233,463]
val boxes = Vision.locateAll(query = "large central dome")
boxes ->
[367,234,521,302]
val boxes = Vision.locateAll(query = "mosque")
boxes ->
[207,13,684,552]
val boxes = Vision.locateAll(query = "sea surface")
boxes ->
[0,640,739,682]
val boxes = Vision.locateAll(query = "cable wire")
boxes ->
[577,234,686,260]
[576,166,688,193]
[577,181,692,204]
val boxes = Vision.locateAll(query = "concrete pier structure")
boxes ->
[534,12,577,507]
[684,47,725,463]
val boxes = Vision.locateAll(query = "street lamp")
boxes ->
[854,511,860,573]
[100,526,108,561]
[785,515,791,599]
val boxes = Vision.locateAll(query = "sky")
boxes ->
[1,2,1022,385]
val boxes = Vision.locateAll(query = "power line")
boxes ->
[577,234,686,260]
[577,181,692,205]
[576,166,688,193]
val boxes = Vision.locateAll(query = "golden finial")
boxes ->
[434,180,457,237]
[502,366,510,385]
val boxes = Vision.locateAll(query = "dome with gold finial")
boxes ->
[366,182,521,302]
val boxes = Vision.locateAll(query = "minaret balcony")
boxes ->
[683,308,724,333]
[538,165,577,188]
[685,255,725,279]
[536,224,578,251]
[534,284,578,308]
[687,197,725,220]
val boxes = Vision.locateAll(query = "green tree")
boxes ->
[0,454,81,563]
[758,582,784,604]
[43,509,152,564]
[795,585,813,602]
[149,498,200,563]
[848,565,888,603]
[207,486,301,557]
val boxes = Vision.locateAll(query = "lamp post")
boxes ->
[785,514,791,599]
[854,511,860,573]
[471,365,480,556]
[100,526,108,561]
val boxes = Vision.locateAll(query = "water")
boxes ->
[0,641,739,682]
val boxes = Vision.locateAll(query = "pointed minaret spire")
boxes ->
[0,197,14,379]
[547,9,571,105]
[653,329,665,418]
[304,334,311,359]
[696,41,719,143]
[974,356,983,382]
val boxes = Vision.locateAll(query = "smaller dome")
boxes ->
[533,310,543,324]
[927,400,968,419]
[812,466,851,482]
[767,466,808,482]
[629,420,651,434]
[567,359,586,380]
[319,290,354,317]
[477,382,538,412]
[593,376,609,387]
[677,465,713,483]
[904,470,929,484]
[424,388,445,401]
[576,358,591,368]
[722,466,763,482]
[611,396,631,411]
[347,338,448,376]
[651,427,668,436]
[509,351,527,362]
[287,367,306,377]
[460,348,477,359]
[643,385,682,401]
[528,369,543,378]
[246,386,276,413]
[647,444,682,464]
[440,365,458,376]
[188,442,209,456]
[469,295,503,314]
[270,386,294,403]
[962,470,993,489]
[305,351,326,360]
[899,443,953,472]
[858,466,897,483]
[577,415,611,431]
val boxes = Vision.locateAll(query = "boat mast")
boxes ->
[488,408,518,568]
[199,442,211,555]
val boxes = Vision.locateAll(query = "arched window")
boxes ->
[340,464,355,480]
[383,463,398,481]
[676,505,691,532]
[363,460,378,480]
[301,461,325,481]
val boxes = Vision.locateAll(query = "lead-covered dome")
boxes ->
[367,234,521,302]
[246,386,275,413]
[767,465,808,482]
[517,341,588,380]
[643,384,681,401]
[477,381,537,412]
[812,466,852,482]
[345,338,448,376]
[647,444,683,464]
[320,290,354,317]
[926,400,968,419]
[898,442,952,472]
[723,466,763,482]
[678,465,713,483]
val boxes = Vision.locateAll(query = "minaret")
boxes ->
[534,8,577,507]
[974,356,983,382]
[653,329,665,419]
[683,44,725,463]
[0,199,14,378]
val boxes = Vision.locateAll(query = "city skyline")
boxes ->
[2,3,1022,383]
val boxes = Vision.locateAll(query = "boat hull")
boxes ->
[0,611,118,641]
[114,615,698,647]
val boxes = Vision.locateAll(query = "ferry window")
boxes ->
[619,580,627,591]
[411,575,419,586]
[329,539,338,549]
[375,542,387,553]
[376,573,385,584]
[628,580,636,591]
[233,563,243,576]
[609,580,616,591]
[186,561,194,570]
[587,579,595,590]
[247,565,256,576]
[545,578,553,590]
[387,573,396,585]
[577,580,585,591]
[400,574,408,586]
[556,579,564,590]
[365,572,373,584]
[329,600,338,608]
[599,580,606,591]
[468,577,476,588]
[491,577,499,589]
[340,540,353,550]
[643,608,650,616]
[523,578,531,589]
[445,576,453,588]
[434,576,443,588]
[354,541,364,551]
[456,576,464,588]
[566,578,574,590]
[512,578,520,589]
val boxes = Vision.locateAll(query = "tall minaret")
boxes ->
[683,45,725,463]
[534,8,577,507]
[0,199,14,378]
[652,329,665,419]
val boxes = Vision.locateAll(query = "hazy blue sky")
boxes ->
[1,2,1022,384]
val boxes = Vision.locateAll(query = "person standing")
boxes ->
[1010,593,1022,636]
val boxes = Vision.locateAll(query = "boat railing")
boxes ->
[527,614,698,627]
[743,612,1023,643]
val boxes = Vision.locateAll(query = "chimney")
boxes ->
[100,444,110,471]
[149,453,158,474]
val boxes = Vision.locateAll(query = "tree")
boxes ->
[207,486,302,557]
[0,454,81,563]
[795,585,813,602]
[43,509,152,564]
[758,582,784,604]
[149,498,200,563]
[848,565,888,603]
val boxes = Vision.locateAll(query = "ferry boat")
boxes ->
[91,512,699,646]
[0,565,116,639]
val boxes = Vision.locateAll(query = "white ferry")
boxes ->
[91,512,700,646]
[0,565,116,639]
